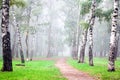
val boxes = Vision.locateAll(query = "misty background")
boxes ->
[0,0,120,59]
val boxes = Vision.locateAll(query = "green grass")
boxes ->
[0,60,66,80]
[68,57,120,80]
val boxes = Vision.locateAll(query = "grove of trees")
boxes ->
[0,0,119,72]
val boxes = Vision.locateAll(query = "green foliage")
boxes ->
[80,0,92,15]
[0,0,2,8]
[80,20,89,30]
[95,8,113,22]
[19,24,37,35]
[80,0,102,16]
[32,8,42,16]
[31,1,42,16]
[0,0,26,8]
[19,24,28,33]
[0,60,66,80]
[68,58,120,80]
[10,0,26,7]
[29,26,37,35]
[95,8,104,22]
[96,0,103,4]
[103,9,113,22]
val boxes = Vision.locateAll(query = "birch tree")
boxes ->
[78,0,92,63]
[11,8,25,63]
[1,0,13,71]
[108,0,119,71]
[88,0,96,66]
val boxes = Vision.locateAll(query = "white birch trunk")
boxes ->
[12,7,25,63]
[108,0,119,71]
[88,0,96,66]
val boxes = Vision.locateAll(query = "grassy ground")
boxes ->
[0,60,66,80]
[68,57,120,80]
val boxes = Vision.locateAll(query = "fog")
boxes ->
[0,0,120,60]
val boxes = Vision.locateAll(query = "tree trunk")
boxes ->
[26,3,32,61]
[11,22,17,58]
[12,7,25,63]
[17,24,25,63]
[76,3,81,60]
[117,35,120,57]
[47,25,52,57]
[78,29,88,63]
[1,0,13,71]
[11,22,19,59]
[108,0,119,72]
[71,32,77,59]
[88,0,96,66]
[16,44,19,58]
[26,31,29,61]
[47,0,53,58]
[11,28,17,58]
[114,33,119,60]
[76,28,80,58]
[30,35,35,61]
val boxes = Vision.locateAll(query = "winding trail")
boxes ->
[55,58,95,80]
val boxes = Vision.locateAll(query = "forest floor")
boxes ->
[0,59,66,80]
[55,58,95,80]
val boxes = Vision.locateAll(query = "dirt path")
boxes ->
[55,58,95,80]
